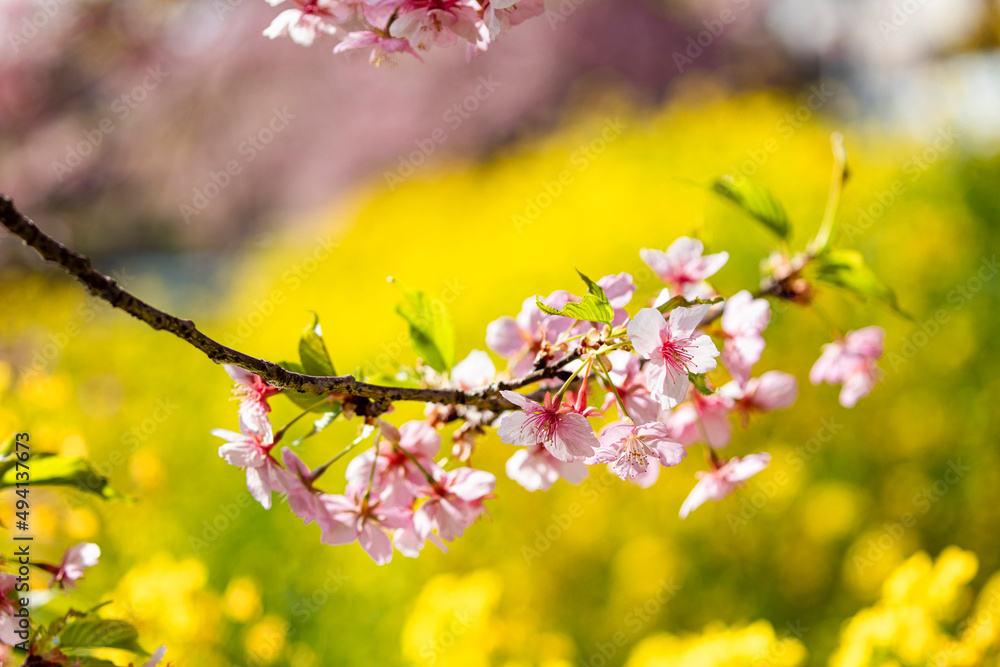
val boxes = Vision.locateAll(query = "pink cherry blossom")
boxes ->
[679,453,771,518]
[263,0,343,46]
[0,574,21,646]
[50,542,100,590]
[497,390,599,462]
[345,420,442,505]
[482,0,544,39]
[506,444,588,492]
[809,326,885,407]
[224,364,279,427]
[413,466,495,542]
[486,292,576,376]
[450,350,497,390]
[627,306,719,409]
[665,389,734,448]
[333,30,423,64]
[317,488,412,565]
[389,0,482,50]
[281,448,326,525]
[720,290,771,385]
[212,416,287,510]
[640,237,729,298]
[597,272,637,326]
[587,422,686,482]
[721,371,798,425]
[600,350,660,424]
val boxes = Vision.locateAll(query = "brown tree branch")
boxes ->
[0,195,580,415]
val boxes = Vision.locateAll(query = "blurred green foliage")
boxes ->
[3,86,1000,666]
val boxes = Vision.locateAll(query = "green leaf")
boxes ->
[288,410,341,447]
[277,361,340,414]
[688,373,714,396]
[656,295,724,314]
[535,269,615,324]
[58,619,146,654]
[299,313,336,377]
[711,176,791,239]
[394,281,456,371]
[813,249,907,315]
[0,455,121,500]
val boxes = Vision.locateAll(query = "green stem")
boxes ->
[309,440,361,483]
[273,396,334,443]
[811,132,848,254]
[553,356,592,403]
[595,355,632,422]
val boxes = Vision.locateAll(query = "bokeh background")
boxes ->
[3,0,1000,665]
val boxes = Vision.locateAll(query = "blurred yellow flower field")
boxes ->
[3,88,1000,665]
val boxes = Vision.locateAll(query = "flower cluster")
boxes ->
[262,0,545,64]
[214,368,495,564]
[210,234,887,564]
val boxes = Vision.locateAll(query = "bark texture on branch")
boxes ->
[0,195,578,415]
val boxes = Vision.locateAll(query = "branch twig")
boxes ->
[0,195,579,416]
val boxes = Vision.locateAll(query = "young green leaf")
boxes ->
[711,175,791,239]
[0,455,121,500]
[394,281,456,371]
[656,295,724,314]
[688,372,714,396]
[58,618,146,654]
[299,313,336,377]
[813,249,908,316]
[535,269,615,324]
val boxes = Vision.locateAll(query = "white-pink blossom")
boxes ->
[665,389,734,448]
[333,30,423,64]
[450,350,497,390]
[224,364,279,428]
[640,237,729,298]
[346,420,442,505]
[587,422,686,482]
[212,416,287,510]
[679,453,771,518]
[597,272,637,326]
[600,350,660,424]
[497,390,599,462]
[627,306,720,409]
[721,371,798,425]
[506,444,588,492]
[263,1,342,46]
[50,542,100,590]
[389,0,482,50]
[318,488,412,565]
[486,292,576,376]
[720,290,770,385]
[810,326,885,407]
[413,466,495,542]
[281,448,326,525]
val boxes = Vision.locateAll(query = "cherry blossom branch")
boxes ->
[0,194,580,416]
